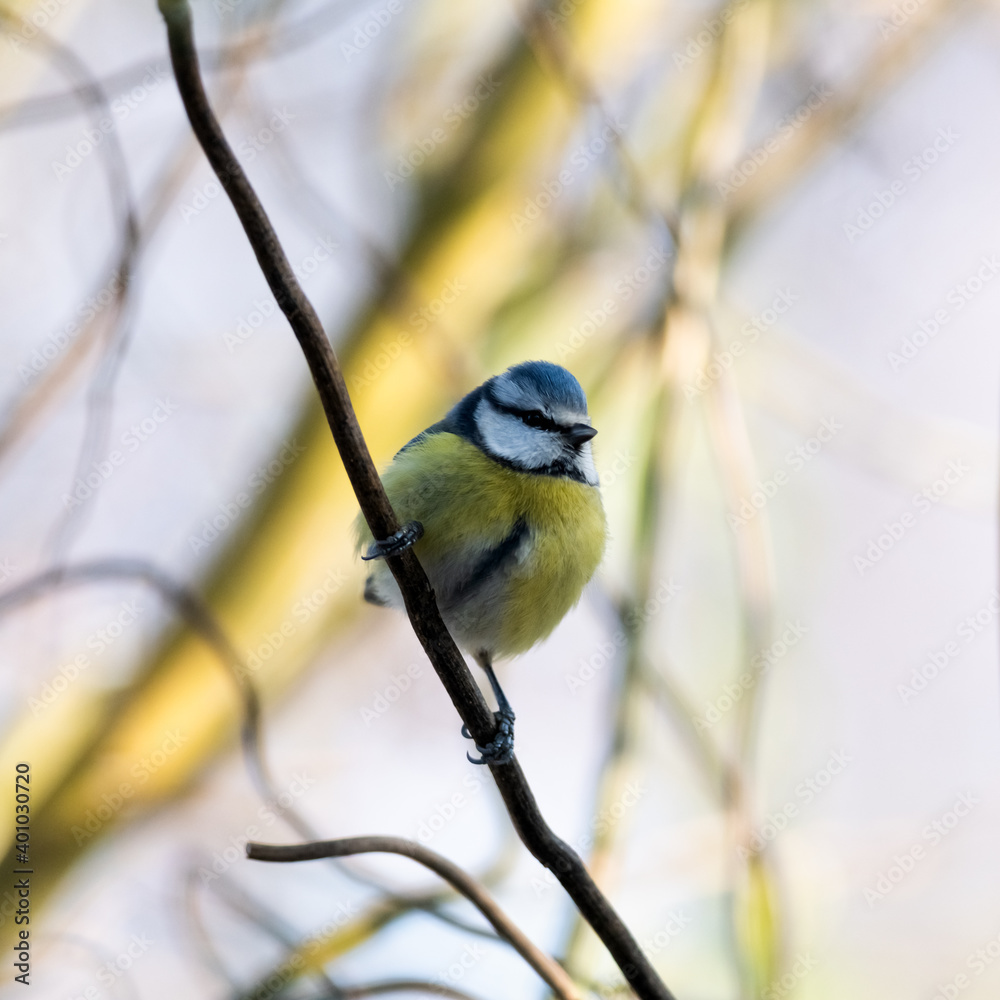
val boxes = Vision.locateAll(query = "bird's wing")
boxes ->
[378,434,531,604]
[447,515,529,603]
[394,418,451,456]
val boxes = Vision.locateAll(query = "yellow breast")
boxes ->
[357,433,607,658]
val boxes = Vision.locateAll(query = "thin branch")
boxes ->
[248,836,581,1000]
[0,558,269,790]
[516,2,680,249]
[0,9,140,522]
[0,0,366,131]
[184,869,243,989]
[0,556,520,959]
[156,2,676,997]
[204,874,347,999]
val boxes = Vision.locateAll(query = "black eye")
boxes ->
[520,410,558,431]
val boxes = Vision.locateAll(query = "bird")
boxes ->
[355,360,607,765]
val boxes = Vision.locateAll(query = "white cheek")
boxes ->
[579,442,598,487]
[476,402,562,467]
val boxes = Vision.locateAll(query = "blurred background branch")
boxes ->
[1,0,998,997]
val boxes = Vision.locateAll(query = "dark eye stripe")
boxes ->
[491,400,566,433]
[519,409,561,432]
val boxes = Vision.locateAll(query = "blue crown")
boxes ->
[489,361,588,413]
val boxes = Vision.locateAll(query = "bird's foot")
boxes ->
[362,520,424,561]
[462,705,516,766]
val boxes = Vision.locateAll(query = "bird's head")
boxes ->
[456,361,599,485]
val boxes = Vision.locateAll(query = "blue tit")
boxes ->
[355,360,607,764]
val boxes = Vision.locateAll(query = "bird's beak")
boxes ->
[566,423,598,446]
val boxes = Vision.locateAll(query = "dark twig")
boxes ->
[248,836,581,1000]
[0,557,515,951]
[156,2,676,996]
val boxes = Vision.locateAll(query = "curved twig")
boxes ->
[0,0,365,131]
[516,2,680,249]
[155,1,676,997]
[0,558,268,788]
[0,556,523,961]
[0,558,511,942]
[0,10,141,559]
[248,836,581,1000]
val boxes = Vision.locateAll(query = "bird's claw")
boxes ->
[463,706,516,766]
[363,521,424,561]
